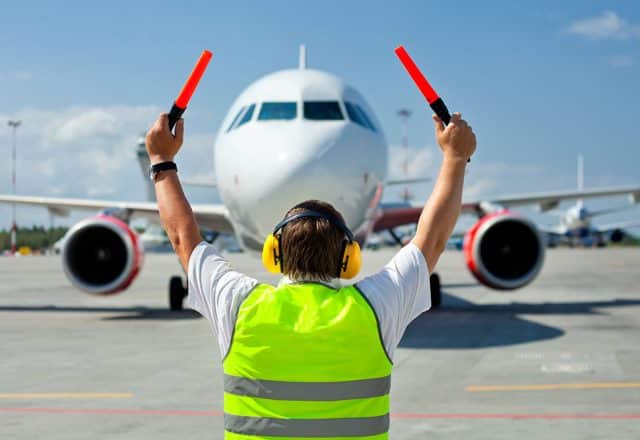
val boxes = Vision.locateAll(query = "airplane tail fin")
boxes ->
[299,44,306,69]
[577,154,584,207]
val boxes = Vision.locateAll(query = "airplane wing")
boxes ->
[385,177,430,186]
[468,186,640,213]
[181,176,217,187]
[0,194,234,234]
[595,219,640,233]
[372,185,640,232]
[371,201,482,232]
[371,204,421,232]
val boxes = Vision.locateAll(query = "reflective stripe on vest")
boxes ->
[225,413,390,437]
[223,283,393,439]
[224,374,391,401]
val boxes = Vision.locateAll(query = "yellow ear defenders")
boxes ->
[262,210,362,279]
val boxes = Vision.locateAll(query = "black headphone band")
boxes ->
[273,210,354,242]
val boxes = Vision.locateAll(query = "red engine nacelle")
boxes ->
[463,211,545,290]
[61,215,144,295]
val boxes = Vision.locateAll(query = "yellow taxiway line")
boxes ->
[466,382,640,392]
[0,393,133,399]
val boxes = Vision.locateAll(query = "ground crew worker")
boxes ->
[146,111,476,438]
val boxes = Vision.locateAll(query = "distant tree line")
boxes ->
[615,233,640,247]
[0,226,68,251]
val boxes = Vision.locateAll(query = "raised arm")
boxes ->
[145,114,202,271]
[412,113,476,272]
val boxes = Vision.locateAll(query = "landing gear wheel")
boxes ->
[430,273,442,309]
[169,276,187,311]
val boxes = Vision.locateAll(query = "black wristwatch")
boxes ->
[149,161,177,181]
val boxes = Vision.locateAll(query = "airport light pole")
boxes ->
[397,109,412,202]
[8,120,21,255]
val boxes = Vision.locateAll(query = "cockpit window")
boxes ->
[357,106,376,132]
[236,103,256,128]
[226,106,246,132]
[258,102,297,120]
[345,101,376,132]
[303,101,344,120]
[345,102,367,129]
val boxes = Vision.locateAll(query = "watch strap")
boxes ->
[149,161,177,180]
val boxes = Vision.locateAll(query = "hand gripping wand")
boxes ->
[394,45,470,162]
[168,49,213,130]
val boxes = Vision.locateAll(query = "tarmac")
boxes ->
[1,247,639,439]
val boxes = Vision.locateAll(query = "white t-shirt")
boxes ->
[187,242,430,361]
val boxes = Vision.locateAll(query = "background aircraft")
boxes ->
[543,156,640,246]
[1,48,639,310]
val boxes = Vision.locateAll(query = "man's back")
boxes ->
[223,282,392,438]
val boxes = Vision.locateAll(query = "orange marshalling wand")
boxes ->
[394,45,451,125]
[168,50,213,130]
[395,45,470,162]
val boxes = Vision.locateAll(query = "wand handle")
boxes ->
[430,98,469,162]
[430,97,451,126]
[168,104,185,131]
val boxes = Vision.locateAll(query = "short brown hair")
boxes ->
[280,200,346,281]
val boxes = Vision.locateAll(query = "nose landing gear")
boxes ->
[169,276,187,311]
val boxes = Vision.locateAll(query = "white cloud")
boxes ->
[463,177,496,201]
[567,11,640,40]
[0,105,217,228]
[51,109,117,144]
[608,54,634,68]
[463,162,560,200]
[387,144,436,181]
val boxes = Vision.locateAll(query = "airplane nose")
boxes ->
[250,124,383,236]
[260,129,347,200]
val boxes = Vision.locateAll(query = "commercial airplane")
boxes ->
[544,156,640,246]
[2,47,639,310]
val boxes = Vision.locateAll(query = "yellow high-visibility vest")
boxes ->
[223,282,393,439]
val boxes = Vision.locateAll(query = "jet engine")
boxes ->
[463,211,545,290]
[61,215,144,295]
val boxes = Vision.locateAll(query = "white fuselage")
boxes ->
[559,203,592,235]
[213,68,388,250]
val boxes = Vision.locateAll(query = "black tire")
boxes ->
[169,276,186,311]
[430,273,442,309]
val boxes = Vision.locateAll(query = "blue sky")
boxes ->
[0,0,639,232]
